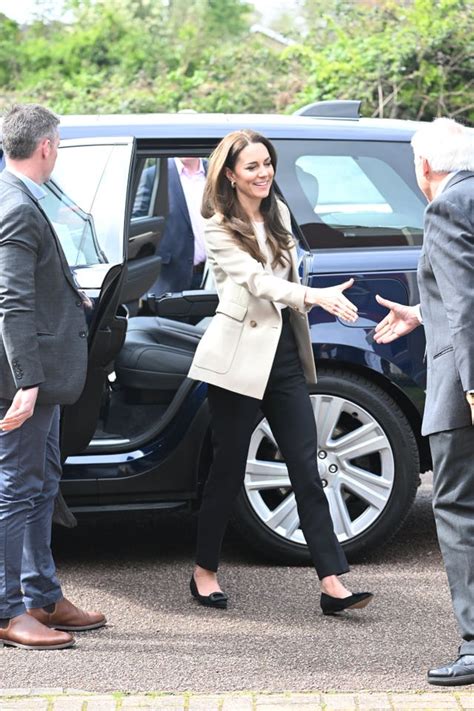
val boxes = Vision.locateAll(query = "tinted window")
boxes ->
[131,157,160,218]
[42,181,103,267]
[129,154,214,295]
[49,144,130,270]
[274,140,426,249]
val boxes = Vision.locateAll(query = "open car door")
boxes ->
[38,136,136,459]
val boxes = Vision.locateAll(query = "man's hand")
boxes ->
[373,295,422,344]
[78,290,93,310]
[466,392,474,425]
[0,387,39,431]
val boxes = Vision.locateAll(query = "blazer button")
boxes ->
[250,320,257,328]
[76,300,83,307]
[79,331,87,338]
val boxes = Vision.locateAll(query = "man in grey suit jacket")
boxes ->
[0,104,105,649]
[374,118,474,685]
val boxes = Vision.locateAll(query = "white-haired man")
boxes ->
[374,118,474,686]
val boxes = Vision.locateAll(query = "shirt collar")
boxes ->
[434,171,458,199]
[6,166,47,200]
[175,158,205,178]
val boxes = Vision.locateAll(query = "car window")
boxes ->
[42,180,104,267]
[296,155,391,218]
[47,144,130,271]
[274,139,426,249]
[130,154,211,297]
[131,158,161,218]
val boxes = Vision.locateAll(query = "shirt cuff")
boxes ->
[301,287,312,313]
[413,303,423,324]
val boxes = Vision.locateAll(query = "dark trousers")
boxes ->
[0,401,63,619]
[430,425,474,655]
[196,310,349,579]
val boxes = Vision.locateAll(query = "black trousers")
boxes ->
[195,309,349,579]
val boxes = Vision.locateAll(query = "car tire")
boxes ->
[231,368,420,564]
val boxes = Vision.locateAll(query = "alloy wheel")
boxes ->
[244,394,395,545]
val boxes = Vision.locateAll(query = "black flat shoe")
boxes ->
[190,575,228,609]
[428,655,474,686]
[320,591,373,615]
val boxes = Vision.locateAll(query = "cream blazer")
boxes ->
[188,201,317,399]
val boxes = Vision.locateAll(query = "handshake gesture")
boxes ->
[313,284,473,420]
[305,280,423,338]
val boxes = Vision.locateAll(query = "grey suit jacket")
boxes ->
[417,170,474,436]
[0,170,88,405]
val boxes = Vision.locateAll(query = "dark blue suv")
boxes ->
[0,104,429,562]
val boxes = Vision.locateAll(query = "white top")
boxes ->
[253,220,290,311]
[174,158,207,266]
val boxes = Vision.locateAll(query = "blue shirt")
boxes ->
[5,167,46,201]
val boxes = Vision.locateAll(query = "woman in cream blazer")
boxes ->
[189,199,315,399]
[188,129,373,615]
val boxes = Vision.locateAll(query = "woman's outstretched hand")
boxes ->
[305,278,358,323]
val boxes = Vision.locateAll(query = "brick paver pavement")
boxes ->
[1,691,474,710]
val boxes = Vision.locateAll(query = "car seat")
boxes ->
[114,316,206,397]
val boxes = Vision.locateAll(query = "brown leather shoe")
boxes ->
[0,613,75,650]
[28,597,106,631]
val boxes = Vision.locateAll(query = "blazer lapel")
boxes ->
[267,243,301,316]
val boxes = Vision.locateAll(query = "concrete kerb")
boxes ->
[0,691,474,710]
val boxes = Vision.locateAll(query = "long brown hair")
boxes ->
[202,129,293,268]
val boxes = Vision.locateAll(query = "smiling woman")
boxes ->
[187,128,373,615]
[202,130,291,270]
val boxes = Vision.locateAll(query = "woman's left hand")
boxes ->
[304,278,358,323]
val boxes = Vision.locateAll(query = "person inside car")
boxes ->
[133,156,208,294]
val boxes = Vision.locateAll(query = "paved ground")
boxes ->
[0,473,471,699]
[1,691,474,709]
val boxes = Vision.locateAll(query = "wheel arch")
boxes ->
[313,355,431,475]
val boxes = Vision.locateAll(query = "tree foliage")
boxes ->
[0,0,472,123]
[292,0,474,121]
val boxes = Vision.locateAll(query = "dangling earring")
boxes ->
[231,180,236,189]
